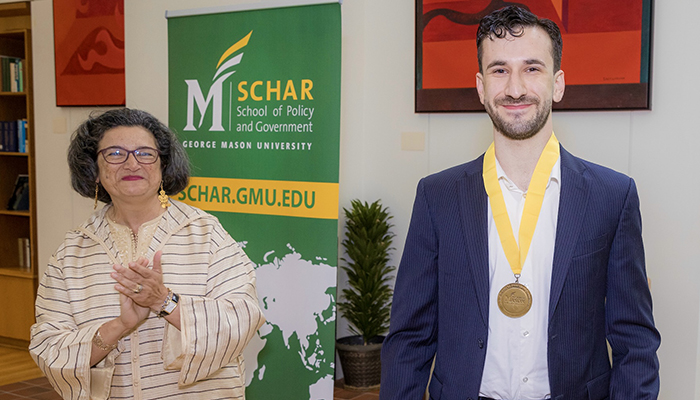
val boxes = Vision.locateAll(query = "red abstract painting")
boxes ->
[416,0,653,112]
[54,0,125,106]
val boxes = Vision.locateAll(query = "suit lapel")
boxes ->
[549,147,590,321]
[457,158,490,326]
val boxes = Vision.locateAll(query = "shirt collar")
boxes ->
[494,154,561,192]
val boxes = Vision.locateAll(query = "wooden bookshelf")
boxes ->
[0,1,35,344]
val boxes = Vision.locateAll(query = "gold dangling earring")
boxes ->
[158,181,171,208]
[93,183,99,210]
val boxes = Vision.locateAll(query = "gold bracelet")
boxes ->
[92,328,117,352]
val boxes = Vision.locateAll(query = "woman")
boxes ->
[30,108,264,399]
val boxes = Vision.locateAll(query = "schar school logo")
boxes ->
[184,31,252,132]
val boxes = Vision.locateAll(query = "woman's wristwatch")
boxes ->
[157,288,179,318]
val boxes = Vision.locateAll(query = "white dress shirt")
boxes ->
[479,156,561,400]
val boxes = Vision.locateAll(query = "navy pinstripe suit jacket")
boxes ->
[380,147,660,400]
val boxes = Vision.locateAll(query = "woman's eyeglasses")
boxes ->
[97,146,160,164]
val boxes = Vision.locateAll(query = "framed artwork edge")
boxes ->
[415,0,655,113]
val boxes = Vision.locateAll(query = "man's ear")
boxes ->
[553,69,565,103]
[476,72,486,105]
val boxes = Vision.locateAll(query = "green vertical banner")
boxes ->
[167,2,340,399]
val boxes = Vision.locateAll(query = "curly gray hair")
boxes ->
[67,108,190,204]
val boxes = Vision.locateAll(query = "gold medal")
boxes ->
[497,282,532,318]
[484,133,560,319]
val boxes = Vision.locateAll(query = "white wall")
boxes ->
[30,0,700,397]
[31,0,103,280]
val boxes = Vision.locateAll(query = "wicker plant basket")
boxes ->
[336,335,384,390]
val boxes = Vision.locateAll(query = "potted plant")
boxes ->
[336,199,395,390]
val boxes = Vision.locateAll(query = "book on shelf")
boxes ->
[0,119,28,153]
[2,56,7,92]
[18,59,23,92]
[10,59,15,92]
[6,174,29,211]
[1,120,10,152]
[18,119,26,153]
[17,237,30,270]
[1,56,8,92]
[0,56,24,92]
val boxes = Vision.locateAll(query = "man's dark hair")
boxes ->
[476,6,563,73]
[68,108,191,204]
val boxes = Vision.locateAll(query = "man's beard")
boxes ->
[484,95,552,141]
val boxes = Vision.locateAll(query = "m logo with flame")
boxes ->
[184,31,252,131]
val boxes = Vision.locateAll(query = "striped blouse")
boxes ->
[30,200,265,399]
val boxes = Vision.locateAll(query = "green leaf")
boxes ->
[338,199,396,343]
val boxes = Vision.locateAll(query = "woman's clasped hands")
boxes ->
[111,250,167,330]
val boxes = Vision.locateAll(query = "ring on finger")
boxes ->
[133,284,143,294]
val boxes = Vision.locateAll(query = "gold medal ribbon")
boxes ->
[483,133,560,277]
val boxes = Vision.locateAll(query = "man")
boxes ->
[380,6,660,400]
